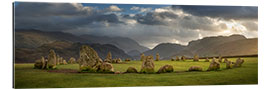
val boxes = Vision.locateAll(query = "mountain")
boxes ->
[143,34,258,59]
[187,34,247,55]
[15,29,90,49]
[15,41,131,63]
[169,35,258,58]
[142,43,187,59]
[80,35,149,53]
[127,50,141,57]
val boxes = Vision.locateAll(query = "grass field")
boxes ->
[14,57,258,88]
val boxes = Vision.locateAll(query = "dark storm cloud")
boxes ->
[132,11,178,25]
[14,2,258,48]
[172,5,258,20]
[15,2,124,31]
[15,2,91,17]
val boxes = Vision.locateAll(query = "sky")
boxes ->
[14,2,258,49]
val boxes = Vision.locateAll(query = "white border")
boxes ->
[1,0,269,90]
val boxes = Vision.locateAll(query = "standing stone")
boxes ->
[226,60,233,69]
[68,57,76,64]
[99,62,114,73]
[47,49,57,69]
[125,58,131,62]
[171,58,175,61]
[233,58,245,67]
[63,60,68,65]
[157,65,174,73]
[125,67,138,73]
[176,56,180,61]
[112,59,117,63]
[188,66,203,71]
[34,59,43,69]
[59,57,64,65]
[116,58,122,63]
[41,56,46,69]
[104,52,112,63]
[140,53,145,61]
[218,55,223,63]
[207,58,220,71]
[193,54,199,62]
[156,53,160,61]
[140,55,155,73]
[223,58,228,63]
[78,45,103,72]
[181,56,186,61]
[205,57,210,62]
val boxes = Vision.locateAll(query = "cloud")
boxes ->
[14,2,258,48]
[130,6,152,13]
[15,2,124,31]
[241,21,258,31]
[15,2,93,17]
[107,5,122,12]
[172,5,258,20]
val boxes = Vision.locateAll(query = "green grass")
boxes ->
[14,57,258,88]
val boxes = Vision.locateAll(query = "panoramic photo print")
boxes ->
[13,2,258,88]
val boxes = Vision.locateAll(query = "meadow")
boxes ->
[14,57,258,88]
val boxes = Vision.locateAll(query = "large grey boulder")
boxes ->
[140,55,155,73]
[78,45,103,72]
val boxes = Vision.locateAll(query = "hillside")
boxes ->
[15,29,90,48]
[144,34,257,59]
[170,35,258,58]
[15,41,131,63]
[142,43,187,59]
[80,35,149,53]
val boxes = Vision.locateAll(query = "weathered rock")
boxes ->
[157,65,174,73]
[193,54,199,61]
[34,59,43,69]
[104,52,112,63]
[176,56,180,61]
[171,58,175,61]
[226,60,233,69]
[207,58,220,71]
[233,58,245,67]
[40,56,46,69]
[59,57,65,65]
[218,55,223,63]
[125,58,131,62]
[125,67,138,73]
[68,57,76,64]
[140,53,145,61]
[188,66,203,71]
[47,49,57,69]
[99,62,114,73]
[223,58,228,63]
[156,53,160,61]
[205,57,210,62]
[116,58,122,63]
[112,59,117,63]
[78,45,103,72]
[34,56,46,69]
[140,55,155,73]
[181,56,186,61]
[63,60,68,65]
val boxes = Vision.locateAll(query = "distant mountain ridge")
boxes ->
[15,41,131,63]
[142,35,257,59]
[15,29,90,49]
[80,35,149,53]
[14,29,258,62]
[142,43,186,59]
